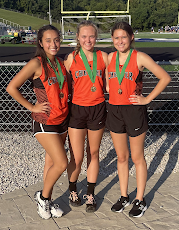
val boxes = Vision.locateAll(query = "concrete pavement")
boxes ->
[1,171,179,230]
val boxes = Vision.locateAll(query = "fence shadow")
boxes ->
[56,131,179,212]
[144,134,178,207]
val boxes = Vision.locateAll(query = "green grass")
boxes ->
[135,42,179,48]
[0,8,60,30]
[0,43,36,47]
[134,32,179,39]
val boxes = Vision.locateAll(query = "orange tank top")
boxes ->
[107,50,143,105]
[31,57,69,125]
[70,50,106,106]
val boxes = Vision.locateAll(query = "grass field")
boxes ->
[134,42,179,48]
[0,8,60,30]
[0,7,179,49]
[64,31,179,39]
[0,41,179,48]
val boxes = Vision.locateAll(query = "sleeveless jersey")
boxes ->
[31,57,69,125]
[70,50,106,106]
[108,50,143,105]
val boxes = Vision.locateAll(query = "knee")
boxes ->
[56,159,68,173]
[117,151,129,164]
[132,155,146,166]
[72,158,83,170]
[89,149,99,160]
[45,157,53,168]
[117,155,129,164]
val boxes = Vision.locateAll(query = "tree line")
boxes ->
[0,0,178,30]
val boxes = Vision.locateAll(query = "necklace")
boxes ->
[80,48,97,92]
[116,49,133,94]
[47,57,65,98]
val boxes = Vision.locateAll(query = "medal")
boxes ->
[80,48,97,93]
[59,92,64,98]
[91,85,97,92]
[116,49,133,93]
[118,88,122,94]
[47,57,65,98]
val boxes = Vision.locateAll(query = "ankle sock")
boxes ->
[40,191,50,201]
[69,180,77,192]
[87,182,96,195]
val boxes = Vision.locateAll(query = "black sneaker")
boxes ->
[129,199,147,218]
[83,194,96,213]
[111,195,130,212]
[69,191,81,207]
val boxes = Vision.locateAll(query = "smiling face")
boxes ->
[77,25,97,52]
[112,29,134,53]
[39,29,60,59]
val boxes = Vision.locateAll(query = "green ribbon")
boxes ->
[116,49,133,85]
[47,57,64,89]
[80,47,97,84]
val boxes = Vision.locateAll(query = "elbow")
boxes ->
[6,84,14,96]
[106,86,109,93]
[6,84,11,94]
[166,75,171,86]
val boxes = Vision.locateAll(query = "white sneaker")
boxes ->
[34,191,51,220]
[50,201,64,218]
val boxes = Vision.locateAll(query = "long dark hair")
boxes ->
[35,25,61,82]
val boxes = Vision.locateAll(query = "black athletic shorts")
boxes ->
[69,101,107,130]
[106,104,148,137]
[32,115,69,136]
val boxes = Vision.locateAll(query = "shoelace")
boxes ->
[44,200,50,211]
[83,194,95,205]
[49,201,59,210]
[122,200,127,206]
[132,200,145,210]
[69,191,79,202]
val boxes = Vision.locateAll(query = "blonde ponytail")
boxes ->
[73,39,81,62]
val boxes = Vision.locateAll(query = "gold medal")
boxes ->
[118,88,122,94]
[91,86,97,92]
[59,92,64,98]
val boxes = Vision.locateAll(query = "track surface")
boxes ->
[0,46,179,62]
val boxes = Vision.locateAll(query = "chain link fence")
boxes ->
[0,62,179,149]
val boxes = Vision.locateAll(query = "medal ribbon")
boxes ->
[80,47,97,84]
[116,49,133,85]
[47,57,64,89]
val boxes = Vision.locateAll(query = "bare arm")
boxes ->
[64,53,74,100]
[106,52,114,93]
[6,58,50,113]
[64,53,73,73]
[101,51,108,93]
[129,52,171,105]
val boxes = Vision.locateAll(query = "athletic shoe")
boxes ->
[49,201,64,218]
[129,198,147,218]
[83,194,96,213]
[69,191,81,207]
[34,191,51,219]
[111,195,130,212]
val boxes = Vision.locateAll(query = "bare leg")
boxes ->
[35,133,68,198]
[129,132,147,201]
[67,127,87,182]
[86,128,104,183]
[43,132,67,198]
[110,132,129,197]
